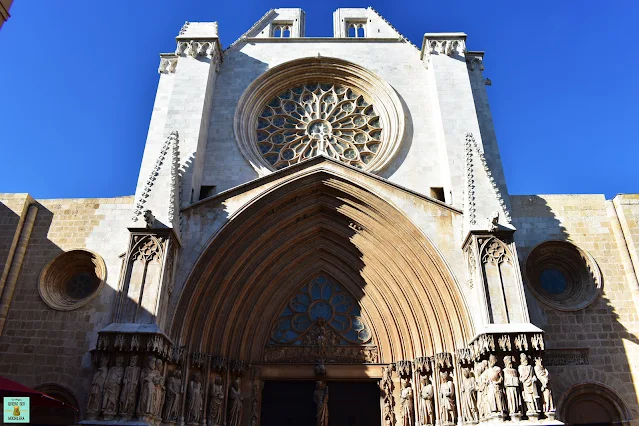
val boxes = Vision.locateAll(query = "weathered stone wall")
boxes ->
[511,194,639,419]
[0,195,133,413]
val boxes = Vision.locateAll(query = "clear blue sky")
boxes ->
[1,1,637,199]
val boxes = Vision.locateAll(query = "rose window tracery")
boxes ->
[257,83,383,170]
[269,275,372,345]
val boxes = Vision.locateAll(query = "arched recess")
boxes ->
[558,382,632,425]
[171,169,472,363]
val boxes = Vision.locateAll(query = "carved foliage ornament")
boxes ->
[257,83,382,170]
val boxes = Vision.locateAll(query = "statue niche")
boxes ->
[264,275,379,364]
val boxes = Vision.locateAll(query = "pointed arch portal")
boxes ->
[172,169,472,369]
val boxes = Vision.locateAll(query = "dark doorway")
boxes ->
[261,380,380,426]
[328,381,381,426]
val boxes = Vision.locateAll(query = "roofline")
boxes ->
[183,155,462,214]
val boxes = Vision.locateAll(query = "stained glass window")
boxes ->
[257,83,383,170]
[269,275,372,345]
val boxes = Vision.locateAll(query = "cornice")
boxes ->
[420,32,467,60]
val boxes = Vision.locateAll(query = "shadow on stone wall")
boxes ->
[378,86,414,180]
[512,195,639,424]
[0,200,120,421]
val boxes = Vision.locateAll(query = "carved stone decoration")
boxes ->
[460,367,478,423]
[152,359,166,418]
[137,356,158,419]
[228,378,243,426]
[208,376,224,426]
[163,369,182,422]
[439,371,457,425]
[381,365,395,426]
[119,355,141,420]
[544,348,589,366]
[250,371,262,426]
[235,57,405,176]
[400,378,414,426]
[426,38,466,56]
[514,334,528,352]
[503,355,521,420]
[475,360,489,420]
[314,381,329,426]
[158,56,178,74]
[418,374,435,426]
[464,132,512,224]
[264,344,379,364]
[101,355,124,419]
[498,335,511,352]
[531,334,544,350]
[186,372,203,424]
[482,240,509,265]
[132,131,180,223]
[534,358,555,417]
[86,355,108,419]
[257,83,384,170]
[518,353,540,419]
[396,360,412,378]
[485,355,505,418]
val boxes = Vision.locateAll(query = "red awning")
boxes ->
[0,376,78,411]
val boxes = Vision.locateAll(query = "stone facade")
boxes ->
[0,7,637,426]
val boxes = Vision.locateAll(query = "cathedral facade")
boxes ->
[1,8,638,426]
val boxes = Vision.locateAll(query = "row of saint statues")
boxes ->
[392,353,554,426]
[86,353,244,425]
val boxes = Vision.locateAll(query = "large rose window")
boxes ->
[234,57,405,175]
[257,83,382,169]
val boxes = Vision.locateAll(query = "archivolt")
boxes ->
[171,169,472,362]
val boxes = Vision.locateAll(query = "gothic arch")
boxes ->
[558,382,632,424]
[171,169,472,363]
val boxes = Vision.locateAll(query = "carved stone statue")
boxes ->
[102,356,124,419]
[137,356,157,417]
[119,355,141,419]
[460,367,478,423]
[164,369,182,421]
[486,355,504,417]
[186,372,203,424]
[439,371,456,424]
[86,355,108,418]
[418,375,434,426]
[314,381,329,426]
[475,360,488,420]
[534,358,555,415]
[209,376,224,425]
[400,378,414,426]
[518,353,540,417]
[229,378,243,426]
[503,355,521,418]
[153,359,166,417]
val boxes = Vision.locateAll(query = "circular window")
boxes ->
[257,83,382,169]
[524,241,602,311]
[39,250,107,311]
[235,57,405,175]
